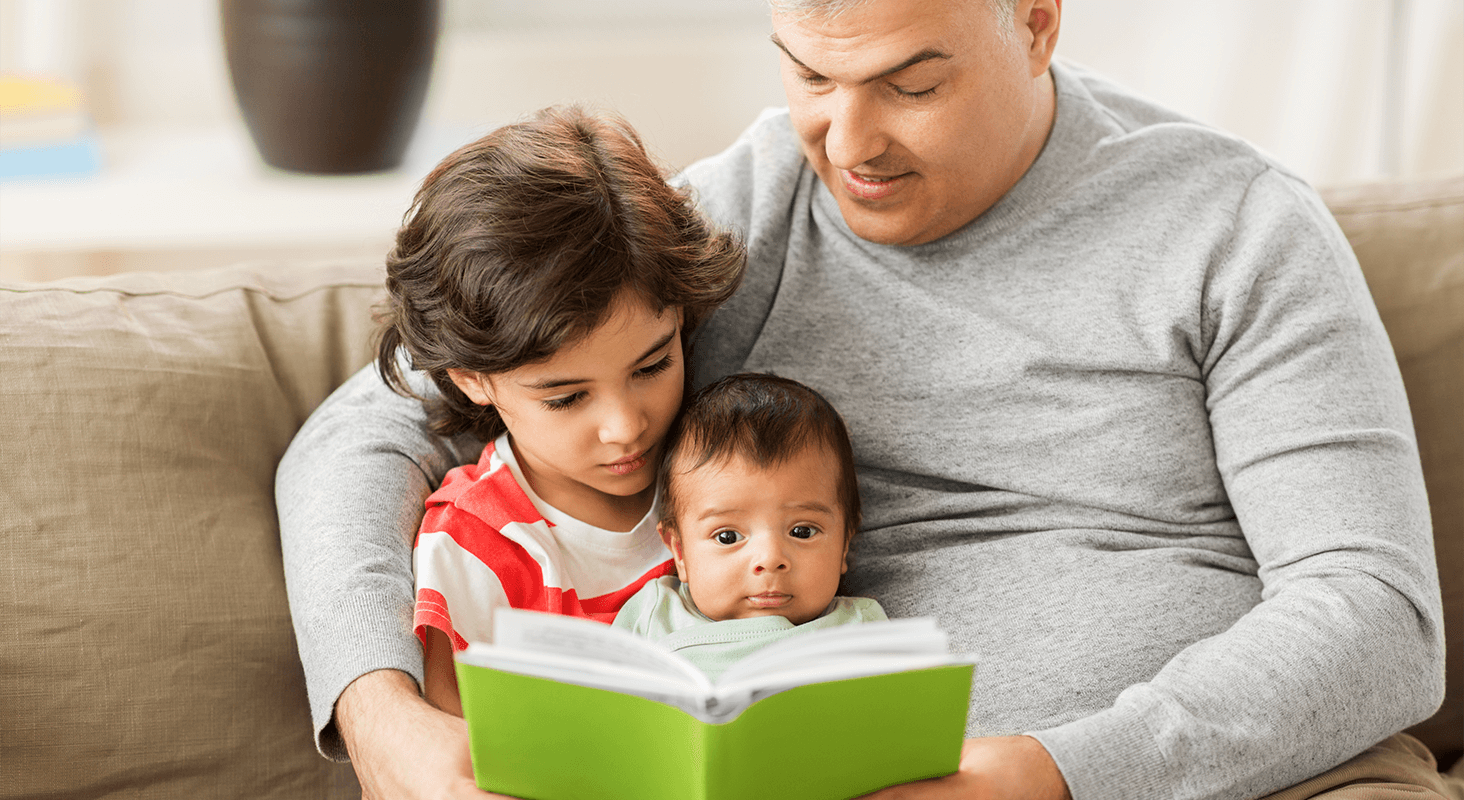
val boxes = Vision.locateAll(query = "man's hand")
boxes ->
[859,736,1073,800]
[337,669,517,800]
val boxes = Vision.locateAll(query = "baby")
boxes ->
[613,373,887,679]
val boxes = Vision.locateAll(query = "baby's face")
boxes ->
[664,444,849,625]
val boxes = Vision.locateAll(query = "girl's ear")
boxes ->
[447,369,494,407]
[659,523,690,583]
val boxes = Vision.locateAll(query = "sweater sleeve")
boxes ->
[1030,169,1445,800]
[275,362,483,761]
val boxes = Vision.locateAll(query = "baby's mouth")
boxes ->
[747,592,792,608]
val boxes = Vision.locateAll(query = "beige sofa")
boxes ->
[2,177,1460,798]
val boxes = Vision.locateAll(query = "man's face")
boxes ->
[772,0,1058,246]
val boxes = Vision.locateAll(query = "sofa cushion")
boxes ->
[1322,176,1464,768]
[0,262,382,799]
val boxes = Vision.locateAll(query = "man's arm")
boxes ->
[336,670,517,800]
[1029,170,1445,799]
[276,363,481,760]
[860,737,1071,800]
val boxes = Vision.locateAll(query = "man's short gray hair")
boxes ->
[769,0,1017,32]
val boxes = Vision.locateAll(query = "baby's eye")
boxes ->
[713,530,744,546]
[790,525,818,540]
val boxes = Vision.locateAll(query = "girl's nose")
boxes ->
[599,394,648,445]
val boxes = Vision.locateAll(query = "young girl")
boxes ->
[375,106,745,715]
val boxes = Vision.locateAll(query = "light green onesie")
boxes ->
[612,575,888,681]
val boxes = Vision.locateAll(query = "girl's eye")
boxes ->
[713,530,744,546]
[790,525,818,540]
[635,354,674,380]
[542,392,585,411]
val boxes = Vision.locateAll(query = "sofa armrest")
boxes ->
[0,260,383,799]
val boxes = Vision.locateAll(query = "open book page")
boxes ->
[461,608,975,723]
[709,619,973,721]
[719,617,948,680]
[469,607,711,688]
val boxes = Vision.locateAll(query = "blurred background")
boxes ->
[1,0,1460,281]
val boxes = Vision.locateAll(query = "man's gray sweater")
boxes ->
[276,61,1443,800]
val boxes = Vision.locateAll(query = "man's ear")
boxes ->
[1020,0,1061,77]
[447,368,493,407]
[659,523,690,583]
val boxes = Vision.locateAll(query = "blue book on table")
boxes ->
[0,137,102,180]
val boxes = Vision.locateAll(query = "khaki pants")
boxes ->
[1260,734,1464,800]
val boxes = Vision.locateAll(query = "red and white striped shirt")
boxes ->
[412,434,674,650]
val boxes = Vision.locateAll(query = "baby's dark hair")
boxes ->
[375,106,745,439]
[657,373,862,540]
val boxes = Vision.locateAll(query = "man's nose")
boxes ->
[823,91,886,171]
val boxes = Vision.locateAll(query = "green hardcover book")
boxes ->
[456,610,976,800]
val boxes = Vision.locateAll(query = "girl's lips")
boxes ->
[842,170,909,201]
[604,452,647,476]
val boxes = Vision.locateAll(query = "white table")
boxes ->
[0,123,482,280]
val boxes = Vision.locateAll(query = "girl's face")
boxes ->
[449,294,685,532]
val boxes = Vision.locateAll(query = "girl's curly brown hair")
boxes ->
[375,106,745,441]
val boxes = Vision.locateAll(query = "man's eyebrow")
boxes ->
[769,33,951,84]
[523,328,676,391]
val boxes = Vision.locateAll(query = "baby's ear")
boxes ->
[447,369,493,406]
[840,535,851,575]
[658,523,690,583]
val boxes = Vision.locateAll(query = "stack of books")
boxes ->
[0,74,101,181]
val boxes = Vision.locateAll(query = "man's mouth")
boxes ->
[841,169,909,200]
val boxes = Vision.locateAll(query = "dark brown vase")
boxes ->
[222,0,441,174]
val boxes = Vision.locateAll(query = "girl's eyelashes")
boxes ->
[539,352,674,411]
[790,525,818,540]
[634,353,675,379]
[541,392,585,411]
[713,529,744,545]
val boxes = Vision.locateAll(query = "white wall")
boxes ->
[1059,0,1464,184]
[2,0,1458,179]
[1,0,1460,280]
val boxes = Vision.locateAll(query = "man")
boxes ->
[277,0,1450,798]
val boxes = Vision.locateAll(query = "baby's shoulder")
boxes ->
[830,595,889,624]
